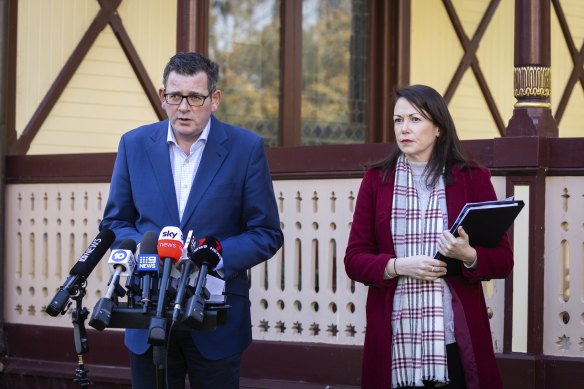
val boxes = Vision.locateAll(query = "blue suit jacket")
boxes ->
[101,115,283,360]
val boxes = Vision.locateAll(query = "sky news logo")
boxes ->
[137,254,159,271]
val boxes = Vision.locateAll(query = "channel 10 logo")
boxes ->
[111,250,129,263]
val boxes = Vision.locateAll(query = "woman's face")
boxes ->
[393,97,440,162]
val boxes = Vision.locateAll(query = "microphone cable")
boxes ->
[164,320,177,389]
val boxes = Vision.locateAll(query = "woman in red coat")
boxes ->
[344,84,513,389]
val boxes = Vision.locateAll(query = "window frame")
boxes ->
[177,0,409,147]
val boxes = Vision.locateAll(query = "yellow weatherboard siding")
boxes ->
[410,0,514,140]
[16,0,176,155]
[116,0,176,94]
[15,0,584,151]
[551,0,584,137]
[16,0,100,140]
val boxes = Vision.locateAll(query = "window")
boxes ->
[301,0,368,144]
[209,0,281,146]
[209,0,369,146]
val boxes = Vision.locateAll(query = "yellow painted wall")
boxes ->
[551,0,584,137]
[16,0,176,154]
[410,0,583,139]
[14,0,583,154]
[410,0,514,140]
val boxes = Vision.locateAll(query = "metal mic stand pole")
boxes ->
[71,283,91,388]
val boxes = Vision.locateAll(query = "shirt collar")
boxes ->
[166,119,211,150]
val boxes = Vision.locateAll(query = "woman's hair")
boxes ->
[367,84,468,185]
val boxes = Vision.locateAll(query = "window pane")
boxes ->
[301,0,368,145]
[209,0,281,147]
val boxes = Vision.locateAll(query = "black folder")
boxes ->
[436,198,525,275]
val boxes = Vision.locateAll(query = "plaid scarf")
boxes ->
[390,154,449,388]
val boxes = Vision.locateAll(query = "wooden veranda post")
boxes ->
[507,0,558,136]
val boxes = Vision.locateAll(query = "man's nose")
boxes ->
[178,97,190,110]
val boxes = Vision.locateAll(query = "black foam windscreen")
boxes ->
[140,231,158,255]
[69,228,116,277]
[190,236,222,268]
[118,239,137,253]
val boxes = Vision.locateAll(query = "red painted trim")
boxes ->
[5,139,584,183]
[2,324,583,388]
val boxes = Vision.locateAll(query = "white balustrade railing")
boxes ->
[4,184,112,329]
[5,176,569,356]
[251,179,365,345]
[544,177,584,358]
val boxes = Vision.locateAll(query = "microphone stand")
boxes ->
[70,283,90,388]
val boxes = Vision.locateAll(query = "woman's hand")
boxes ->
[392,255,447,280]
[437,226,477,266]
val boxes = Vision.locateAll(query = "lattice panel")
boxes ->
[544,177,584,357]
[487,176,507,353]
[3,179,508,350]
[3,183,112,328]
[250,179,366,345]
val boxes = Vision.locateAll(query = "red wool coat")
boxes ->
[344,163,513,389]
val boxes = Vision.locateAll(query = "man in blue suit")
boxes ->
[101,52,283,388]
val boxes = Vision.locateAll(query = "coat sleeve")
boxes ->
[344,169,395,288]
[100,135,142,247]
[459,166,514,283]
[217,137,284,280]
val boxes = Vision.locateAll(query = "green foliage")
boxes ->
[209,0,368,146]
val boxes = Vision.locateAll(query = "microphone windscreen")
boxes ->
[157,226,184,262]
[118,239,137,253]
[140,231,159,255]
[191,236,222,267]
[137,231,160,272]
[108,238,137,275]
[69,228,116,278]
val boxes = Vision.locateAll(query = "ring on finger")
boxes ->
[431,266,435,272]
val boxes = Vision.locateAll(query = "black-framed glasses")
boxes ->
[163,92,211,107]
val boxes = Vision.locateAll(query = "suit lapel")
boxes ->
[145,120,180,225]
[180,116,229,229]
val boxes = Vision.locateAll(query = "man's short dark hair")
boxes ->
[162,52,219,93]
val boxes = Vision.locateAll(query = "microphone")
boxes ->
[172,230,196,322]
[89,239,137,331]
[148,226,184,345]
[136,231,159,312]
[107,239,137,283]
[46,229,116,317]
[183,236,222,326]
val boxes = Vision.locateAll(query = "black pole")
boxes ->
[71,286,90,388]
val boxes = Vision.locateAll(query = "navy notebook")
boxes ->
[436,197,525,275]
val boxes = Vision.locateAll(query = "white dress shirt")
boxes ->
[167,120,210,221]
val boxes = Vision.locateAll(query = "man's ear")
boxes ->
[211,89,222,112]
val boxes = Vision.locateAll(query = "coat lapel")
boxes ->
[180,116,229,229]
[445,166,469,227]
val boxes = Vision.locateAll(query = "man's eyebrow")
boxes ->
[165,91,206,96]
